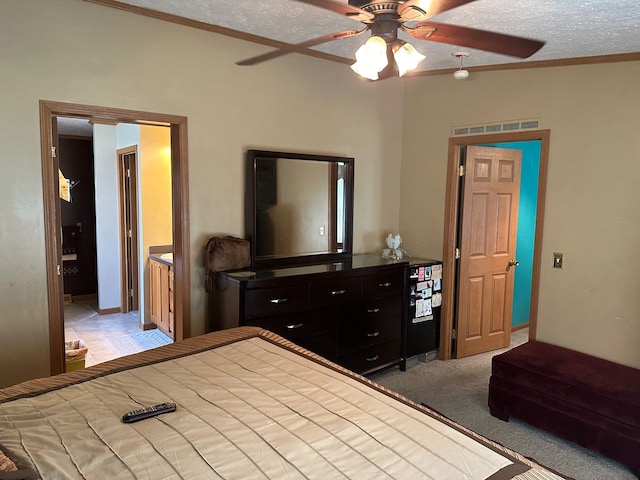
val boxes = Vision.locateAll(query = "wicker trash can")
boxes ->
[65,339,88,372]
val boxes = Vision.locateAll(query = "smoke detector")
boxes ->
[452,52,470,80]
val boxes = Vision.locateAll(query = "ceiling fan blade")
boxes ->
[293,0,374,23]
[398,0,478,21]
[406,22,545,58]
[236,29,368,66]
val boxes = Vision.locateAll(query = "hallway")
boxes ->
[64,300,172,368]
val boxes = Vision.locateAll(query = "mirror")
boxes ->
[246,150,354,269]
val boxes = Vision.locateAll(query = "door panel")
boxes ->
[118,148,139,313]
[491,274,507,332]
[456,146,521,358]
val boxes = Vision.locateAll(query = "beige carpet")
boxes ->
[371,329,636,480]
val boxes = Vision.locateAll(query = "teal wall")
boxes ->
[481,141,541,327]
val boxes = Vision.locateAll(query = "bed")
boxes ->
[0,327,565,479]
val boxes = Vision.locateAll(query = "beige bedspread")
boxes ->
[0,328,564,480]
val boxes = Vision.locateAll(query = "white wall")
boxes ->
[0,0,403,387]
[116,124,140,150]
[93,124,121,310]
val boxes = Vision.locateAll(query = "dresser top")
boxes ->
[220,254,440,285]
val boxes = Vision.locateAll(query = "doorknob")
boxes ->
[506,259,520,271]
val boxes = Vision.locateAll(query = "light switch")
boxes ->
[319,226,325,236]
[553,252,563,269]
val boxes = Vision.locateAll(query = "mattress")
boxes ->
[0,327,564,479]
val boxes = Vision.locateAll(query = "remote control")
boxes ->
[122,402,176,423]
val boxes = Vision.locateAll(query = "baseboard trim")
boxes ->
[98,307,121,315]
[142,322,157,331]
[70,293,97,303]
[512,323,530,332]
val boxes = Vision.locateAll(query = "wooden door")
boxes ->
[118,147,139,313]
[456,146,522,358]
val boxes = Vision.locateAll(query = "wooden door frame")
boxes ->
[440,129,550,360]
[117,146,139,313]
[40,100,191,375]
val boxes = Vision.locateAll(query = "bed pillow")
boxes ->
[0,444,38,480]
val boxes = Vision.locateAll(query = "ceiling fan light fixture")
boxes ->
[350,60,380,80]
[393,41,426,77]
[351,35,388,79]
[453,68,469,80]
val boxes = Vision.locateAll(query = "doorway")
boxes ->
[40,100,191,375]
[440,130,550,360]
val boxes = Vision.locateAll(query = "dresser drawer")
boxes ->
[363,269,403,299]
[245,312,332,341]
[337,317,400,354]
[244,285,309,318]
[362,296,403,323]
[336,296,401,330]
[337,339,402,374]
[310,277,362,307]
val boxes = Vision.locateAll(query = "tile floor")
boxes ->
[64,300,173,368]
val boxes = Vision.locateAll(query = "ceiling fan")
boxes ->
[237,0,545,80]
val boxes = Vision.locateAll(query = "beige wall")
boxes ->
[399,61,640,368]
[272,160,329,255]
[0,0,403,387]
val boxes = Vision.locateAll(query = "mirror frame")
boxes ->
[246,150,354,269]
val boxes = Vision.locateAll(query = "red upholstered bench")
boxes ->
[488,340,640,475]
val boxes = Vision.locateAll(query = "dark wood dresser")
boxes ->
[209,254,407,375]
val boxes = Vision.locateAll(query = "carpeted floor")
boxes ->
[371,328,637,480]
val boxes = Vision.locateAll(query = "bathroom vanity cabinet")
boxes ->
[149,256,174,339]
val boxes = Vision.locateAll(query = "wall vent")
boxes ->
[452,118,541,136]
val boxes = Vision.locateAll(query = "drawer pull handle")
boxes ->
[378,282,392,287]
[331,289,346,296]
[366,354,380,362]
[367,331,380,337]
[269,298,288,304]
[367,308,380,314]
[286,323,304,330]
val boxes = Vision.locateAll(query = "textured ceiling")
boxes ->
[56,117,92,137]
[99,0,640,73]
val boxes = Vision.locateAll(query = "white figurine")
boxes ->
[381,233,407,260]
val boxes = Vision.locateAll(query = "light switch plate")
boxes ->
[553,252,563,268]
